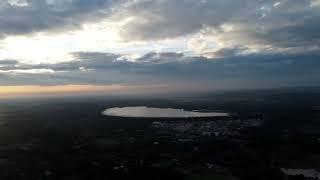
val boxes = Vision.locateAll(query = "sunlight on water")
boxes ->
[102,106,229,118]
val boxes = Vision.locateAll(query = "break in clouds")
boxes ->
[102,107,229,118]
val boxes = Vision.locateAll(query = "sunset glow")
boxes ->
[0,85,131,98]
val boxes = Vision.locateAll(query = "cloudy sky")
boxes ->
[0,0,320,97]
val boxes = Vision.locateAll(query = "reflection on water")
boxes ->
[102,106,229,118]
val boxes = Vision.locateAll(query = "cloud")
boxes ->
[1,0,319,62]
[107,0,320,57]
[310,0,320,7]
[79,66,94,72]
[135,52,184,63]
[114,0,246,41]
[0,68,56,74]
[0,0,116,38]
[0,51,319,91]
[204,47,248,58]
[102,106,229,118]
[1,0,319,53]
[188,0,320,55]
[0,60,18,65]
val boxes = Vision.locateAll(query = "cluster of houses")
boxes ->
[152,117,263,141]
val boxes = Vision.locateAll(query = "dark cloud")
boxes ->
[0,51,319,90]
[0,0,116,37]
[0,60,18,65]
[0,60,19,70]
[257,15,320,48]
[114,0,320,54]
[116,0,248,41]
[205,47,248,58]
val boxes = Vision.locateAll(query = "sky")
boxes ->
[0,0,320,97]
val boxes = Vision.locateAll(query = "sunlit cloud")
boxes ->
[0,20,122,64]
[0,18,188,64]
[8,0,28,7]
[310,0,320,7]
[0,68,56,74]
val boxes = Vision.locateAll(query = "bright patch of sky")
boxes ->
[0,21,188,64]
[8,0,28,7]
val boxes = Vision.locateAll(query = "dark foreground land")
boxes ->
[0,87,319,180]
